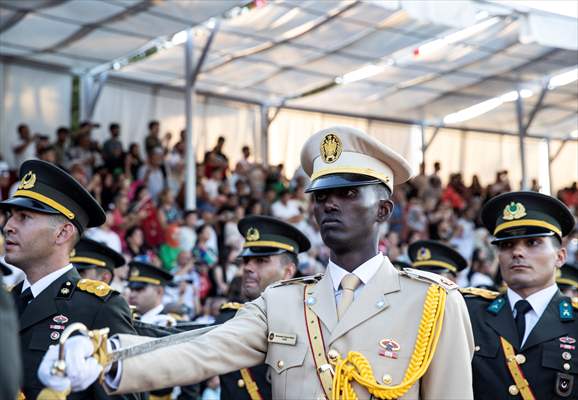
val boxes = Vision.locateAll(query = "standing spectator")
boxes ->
[137,146,167,203]
[204,136,229,179]
[234,145,252,176]
[157,188,182,229]
[125,142,143,181]
[13,124,36,168]
[144,120,161,156]
[52,126,70,167]
[179,210,198,254]
[271,189,303,225]
[65,133,100,179]
[102,123,124,172]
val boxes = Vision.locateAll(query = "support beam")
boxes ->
[423,126,441,152]
[516,88,528,190]
[549,139,568,163]
[80,72,108,122]
[260,105,270,166]
[190,19,221,88]
[523,79,550,134]
[184,28,196,210]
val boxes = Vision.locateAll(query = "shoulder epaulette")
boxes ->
[459,287,500,300]
[400,268,458,291]
[77,279,113,300]
[573,297,578,310]
[271,273,324,288]
[220,302,244,311]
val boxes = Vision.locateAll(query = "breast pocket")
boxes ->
[542,342,577,374]
[265,342,309,398]
[29,328,59,351]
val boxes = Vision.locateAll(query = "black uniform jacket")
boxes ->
[465,290,578,400]
[12,268,142,400]
[215,306,272,400]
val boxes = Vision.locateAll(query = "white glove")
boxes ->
[38,336,103,392]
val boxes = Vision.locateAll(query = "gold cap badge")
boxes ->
[131,268,140,277]
[320,133,342,164]
[245,227,260,242]
[416,247,431,261]
[502,202,526,220]
[18,171,36,190]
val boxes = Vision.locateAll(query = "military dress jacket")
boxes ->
[12,268,141,400]
[465,290,578,400]
[110,259,475,399]
[215,305,272,400]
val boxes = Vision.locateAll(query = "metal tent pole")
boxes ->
[184,28,196,210]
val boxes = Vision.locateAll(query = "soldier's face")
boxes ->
[312,185,391,252]
[241,255,292,300]
[496,236,566,296]
[129,284,162,314]
[3,208,60,271]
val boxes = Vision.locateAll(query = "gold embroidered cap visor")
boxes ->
[408,240,467,276]
[238,215,310,257]
[300,125,413,193]
[72,238,125,273]
[127,260,173,289]
[0,159,105,233]
[481,191,574,244]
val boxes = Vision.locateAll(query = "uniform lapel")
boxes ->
[483,294,521,349]
[308,272,338,333]
[19,269,78,331]
[328,259,400,346]
[522,291,569,351]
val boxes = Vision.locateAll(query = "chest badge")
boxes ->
[50,331,60,340]
[378,338,400,359]
[53,315,69,324]
[560,336,576,350]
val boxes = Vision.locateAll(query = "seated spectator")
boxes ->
[179,210,198,254]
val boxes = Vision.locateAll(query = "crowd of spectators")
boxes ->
[1,121,577,316]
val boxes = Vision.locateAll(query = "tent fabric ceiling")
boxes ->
[0,0,576,140]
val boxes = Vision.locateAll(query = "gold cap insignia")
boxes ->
[320,133,342,164]
[18,171,36,190]
[502,202,526,221]
[416,247,431,261]
[131,268,140,277]
[69,249,76,258]
[245,227,260,242]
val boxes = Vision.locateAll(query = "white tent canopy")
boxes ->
[1,0,576,192]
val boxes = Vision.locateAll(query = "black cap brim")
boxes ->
[0,197,61,215]
[127,281,149,290]
[305,173,381,193]
[490,230,556,244]
[239,247,287,258]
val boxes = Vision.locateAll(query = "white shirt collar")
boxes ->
[140,303,165,321]
[22,264,73,298]
[507,284,558,317]
[328,253,384,291]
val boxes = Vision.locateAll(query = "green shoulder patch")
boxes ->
[271,273,324,288]
[459,287,500,300]
[220,302,244,311]
[77,279,113,300]
[399,268,458,291]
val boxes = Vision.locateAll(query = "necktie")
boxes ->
[514,300,532,344]
[337,274,361,320]
[17,287,33,315]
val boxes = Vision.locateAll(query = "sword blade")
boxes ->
[108,324,217,363]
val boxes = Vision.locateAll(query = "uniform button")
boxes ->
[474,346,480,352]
[327,349,340,361]
[237,379,245,388]
[563,363,571,371]
[508,385,519,395]
[562,351,572,361]
[277,360,284,369]
[515,354,526,364]
[382,374,392,384]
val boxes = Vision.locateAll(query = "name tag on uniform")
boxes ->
[268,331,297,346]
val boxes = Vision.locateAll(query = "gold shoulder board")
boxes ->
[572,297,578,310]
[220,302,244,311]
[77,279,112,298]
[400,268,458,291]
[271,273,324,288]
[459,287,500,300]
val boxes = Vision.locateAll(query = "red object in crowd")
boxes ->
[140,198,164,247]
[441,185,465,210]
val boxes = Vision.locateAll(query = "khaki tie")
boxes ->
[337,274,361,320]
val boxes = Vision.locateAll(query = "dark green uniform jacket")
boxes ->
[12,268,142,400]
[465,290,577,400]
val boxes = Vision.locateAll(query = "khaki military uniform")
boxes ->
[109,259,474,399]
